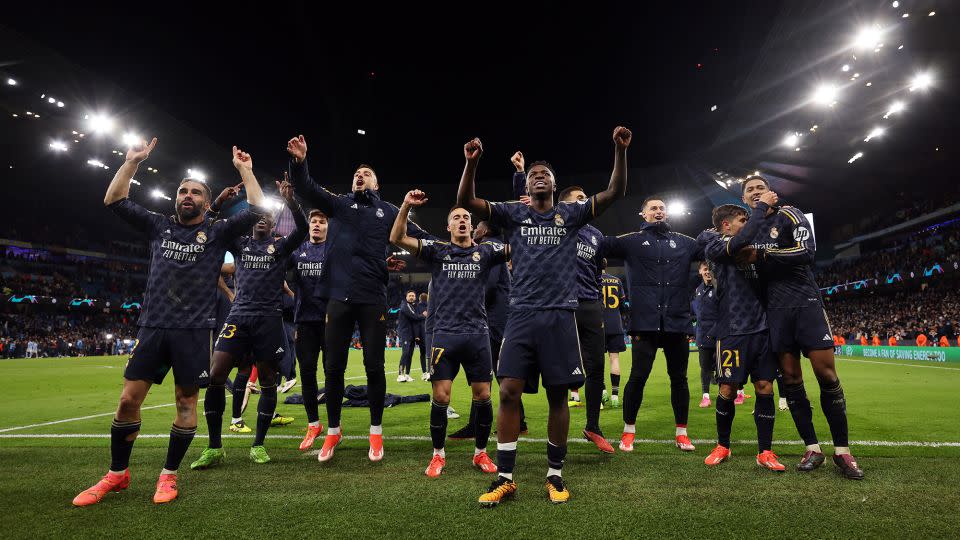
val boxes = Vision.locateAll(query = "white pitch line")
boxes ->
[838,357,960,371]
[0,433,958,448]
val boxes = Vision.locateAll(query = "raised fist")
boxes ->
[215,183,243,206]
[232,146,253,170]
[613,126,632,149]
[759,191,779,207]
[277,176,296,204]
[287,135,307,162]
[464,138,483,162]
[511,151,525,172]
[126,137,157,164]
[404,189,429,207]
[519,195,531,206]
[386,255,407,272]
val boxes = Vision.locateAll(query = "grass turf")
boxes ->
[1,351,958,539]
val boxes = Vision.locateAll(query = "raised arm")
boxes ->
[390,190,429,255]
[286,135,341,216]
[208,183,243,218]
[510,151,529,203]
[593,127,631,216]
[456,138,490,219]
[277,179,308,253]
[104,137,157,205]
[231,146,265,208]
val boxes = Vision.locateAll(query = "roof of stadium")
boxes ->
[1,1,956,253]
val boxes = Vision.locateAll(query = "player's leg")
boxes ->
[621,332,657,451]
[698,347,715,407]
[398,337,413,381]
[752,378,784,472]
[479,376,523,506]
[295,322,324,450]
[279,321,298,392]
[780,351,824,466]
[251,358,279,464]
[808,347,863,479]
[231,366,252,431]
[154,383,199,503]
[427,378,453,477]
[318,300,353,462]
[663,332,694,451]
[417,338,428,379]
[544,384,572,502]
[578,302,612,453]
[357,302,387,461]
[705,380,737,467]
[470,381,496,473]
[607,334,624,408]
[191,349,235,470]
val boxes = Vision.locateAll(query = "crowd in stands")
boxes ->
[0,312,138,358]
[839,190,960,240]
[0,246,147,303]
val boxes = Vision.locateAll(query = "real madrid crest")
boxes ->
[554,214,564,226]
[376,208,385,219]
[724,368,731,378]
[669,239,677,249]
[267,244,276,254]
[196,231,207,244]
[472,251,481,262]
[590,235,598,246]
[769,226,779,239]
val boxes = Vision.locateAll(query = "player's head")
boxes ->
[640,196,667,223]
[741,175,769,209]
[601,257,608,270]
[525,161,557,199]
[353,163,379,192]
[712,204,748,236]
[175,179,211,221]
[698,260,713,284]
[253,212,275,238]
[405,290,416,303]
[473,220,493,242]
[308,209,328,242]
[447,206,474,242]
[558,186,587,203]
[419,292,428,303]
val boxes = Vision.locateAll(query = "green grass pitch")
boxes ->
[1,351,958,539]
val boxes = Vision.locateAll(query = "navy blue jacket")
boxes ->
[396,301,423,340]
[691,281,719,348]
[603,220,703,334]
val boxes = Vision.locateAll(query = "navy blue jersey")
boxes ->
[600,273,627,336]
[108,198,263,329]
[486,198,595,310]
[574,225,604,301]
[414,239,509,334]
[287,158,433,305]
[743,203,822,310]
[485,253,511,334]
[290,239,328,323]
[692,281,720,347]
[229,230,306,316]
[699,228,766,337]
[396,301,423,339]
[603,221,703,334]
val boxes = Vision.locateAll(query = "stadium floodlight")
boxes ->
[783,132,800,147]
[891,0,899,6]
[6,78,15,85]
[883,100,905,119]
[264,198,284,210]
[753,170,760,176]
[57,101,64,108]
[121,132,141,147]
[902,13,909,18]
[710,104,717,111]
[669,201,687,216]
[49,140,68,152]
[929,11,935,17]
[852,25,883,50]
[847,152,864,164]
[186,168,207,182]
[909,72,933,92]
[130,179,141,185]
[87,159,105,168]
[841,64,850,72]
[357,129,366,135]
[864,127,885,142]
[151,189,171,200]
[105,333,114,340]
[811,83,839,106]
[47,97,56,104]
[87,114,114,135]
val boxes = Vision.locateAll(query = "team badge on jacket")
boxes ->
[196,231,207,244]
[267,244,276,254]
[472,251,481,262]
[769,227,779,239]
[669,239,676,248]
[554,214,564,226]
[376,208,385,218]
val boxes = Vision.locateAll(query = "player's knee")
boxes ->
[718,384,737,399]
[498,386,522,406]
[472,385,491,402]
[781,372,803,385]
[754,380,773,394]
[117,394,143,418]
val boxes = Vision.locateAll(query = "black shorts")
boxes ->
[430,333,493,383]
[213,314,285,368]
[125,327,214,387]
[605,333,627,353]
[497,309,584,392]
[715,332,777,385]
[768,304,834,356]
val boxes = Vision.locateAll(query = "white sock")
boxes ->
[160,468,177,476]
[499,472,514,480]
[434,448,445,458]
[308,421,320,428]
[370,425,383,435]
[702,393,710,399]
[475,447,485,456]
[231,417,242,424]
[834,446,851,455]
[497,441,518,451]
[806,443,823,453]
[108,469,126,477]
[623,423,636,434]
[547,467,563,478]
[676,426,688,436]
[328,426,341,436]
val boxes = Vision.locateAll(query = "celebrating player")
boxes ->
[457,126,630,506]
[600,259,628,408]
[603,196,702,453]
[73,140,266,506]
[699,205,784,472]
[396,290,424,382]
[738,177,863,479]
[390,189,508,478]
[691,261,719,408]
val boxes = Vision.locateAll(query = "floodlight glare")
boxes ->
[853,26,883,50]
[121,132,141,147]
[783,132,800,147]
[669,201,687,216]
[811,83,839,105]
[864,127,885,142]
[49,141,68,152]
[87,114,115,134]
[909,72,933,91]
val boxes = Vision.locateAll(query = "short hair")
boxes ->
[406,289,416,296]
[557,186,586,202]
[526,160,556,177]
[179,178,212,201]
[712,204,748,230]
[448,206,471,219]
[601,257,608,270]
[308,209,326,221]
[698,260,710,269]
[741,175,768,194]
[355,163,377,177]
[641,196,665,211]
[419,292,428,302]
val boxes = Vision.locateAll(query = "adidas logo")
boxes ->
[443,255,452,261]
[642,240,650,246]
[522,218,533,224]
[300,252,307,257]
[351,203,359,209]
[572,367,583,376]
[823,334,832,341]
[199,370,209,378]
[276,347,284,354]
[164,229,171,235]
[244,246,251,251]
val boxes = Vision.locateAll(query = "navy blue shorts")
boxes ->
[605,333,627,353]
[768,304,834,356]
[715,332,777,385]
[497,309,585,392]
[213,314,285,368]
[430,333,493,383]
[126,327,214,387]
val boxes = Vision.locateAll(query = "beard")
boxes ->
[176,201,203,221]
